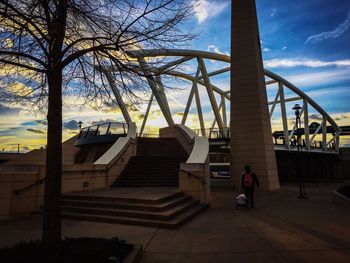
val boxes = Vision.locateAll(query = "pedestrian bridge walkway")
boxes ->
[192,126,344,154]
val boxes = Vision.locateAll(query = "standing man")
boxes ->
[241,165,259,208]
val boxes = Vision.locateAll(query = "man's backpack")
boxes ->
[243,173,254,187]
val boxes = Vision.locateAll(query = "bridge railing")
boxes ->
[191,126,339,153]
[78,122,128,139]
[273,138,337,152]
[136,133,160,138]
[192,127,230,139]
[75,122,128,147]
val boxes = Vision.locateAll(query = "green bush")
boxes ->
[0,237,133,263]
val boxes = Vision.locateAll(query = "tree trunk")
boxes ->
[42,1,68,257]
[42,67,63,257]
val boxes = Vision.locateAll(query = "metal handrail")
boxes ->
[13,177,46,195]
[178,169,206,185]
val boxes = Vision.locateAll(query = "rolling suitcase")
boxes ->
[236,193,248,208]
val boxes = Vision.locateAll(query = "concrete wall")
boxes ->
[4,136,80,166]
[340,148,350,160]
[0,153,23,164]
[161,125,211,204]
[0,167,44,217]
[0,140,136,217]
[105,142,136,186]
[159,125,193,155]
[179,163,211,204]
[275,150,350,183]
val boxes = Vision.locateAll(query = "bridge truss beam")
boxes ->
[122,49,342,153]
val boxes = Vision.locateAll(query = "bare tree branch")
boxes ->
[0,0,196,254]
[0,58,46,73]
[0,50,47,66]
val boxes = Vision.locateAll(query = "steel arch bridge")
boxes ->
[103,49,342,153]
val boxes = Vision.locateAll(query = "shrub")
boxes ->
[0,237,133,263]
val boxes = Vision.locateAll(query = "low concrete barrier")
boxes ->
[332,185,350,209]
[94,122,136,166]
[0,123,137,217]
[160,125,210,204]
[0,166,44,217]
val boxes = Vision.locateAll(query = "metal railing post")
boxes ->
[106,122,111,135]
[84,127,90,138]
[95,125,100,136]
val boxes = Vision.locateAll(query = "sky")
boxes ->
[1,0,350,152]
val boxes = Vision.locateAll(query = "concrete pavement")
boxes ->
[1,184,349,262]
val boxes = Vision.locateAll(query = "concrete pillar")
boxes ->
[230,0,280,190]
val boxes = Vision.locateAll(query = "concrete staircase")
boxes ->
[61,191,208,228]
[112,156,186,186]
[112,138,187,187]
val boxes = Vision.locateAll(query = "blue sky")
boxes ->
[188,0,350,110]
[0,0,350,151]
[188,0,350,127]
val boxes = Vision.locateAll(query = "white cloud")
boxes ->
[194,0,229,24]
[282,46,287,50]
[305,86,350,98]
[263,48,271,52]
[167,93,186,108]
[270,8,277,17]
[282,70,350,87]
[207,45,230,56]
[264,58,350,68]
[305,11,350,44]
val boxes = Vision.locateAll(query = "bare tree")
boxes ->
[0,0,195,256]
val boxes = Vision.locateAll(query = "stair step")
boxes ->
[124,165,180,167]
[123,167,180,171]
[112,137,187,187]
[135,138,187,157]
[116,177,178,181]
[122,169,179,172]
[112,183,178,187]
[112,183,179,187]
[119,172,178,176]
[128,158,185,162]
[115,179,178,181]
[127,158,185,161]
[62,191,183,204]
[124,171,178,174]
[62,199,199,220]
[62,203,209,228]
[118,173,178,176]
[61,195,192,212]
[116,178,177,180]
[114,182,178,185]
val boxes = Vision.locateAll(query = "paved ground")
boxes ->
[1,183,349,262]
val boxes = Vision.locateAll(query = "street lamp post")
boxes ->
[292,104,307,199]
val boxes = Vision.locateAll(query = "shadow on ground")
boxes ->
[0,184,349,263]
